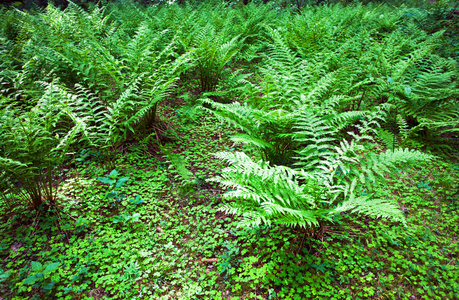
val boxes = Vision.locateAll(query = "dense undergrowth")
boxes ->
[0,0,458,299]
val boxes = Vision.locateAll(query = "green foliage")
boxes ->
[0,1,458,300]
[1,2,188,148]
[190,24,241,93]
[366,34,459,146]
[219,241,240,279]
[21,261,60,292]
[0,82,87,208]
[211,148,431,229]
[162,145,201,194]
[201,99,297,165]
[211,151,328,228]
[269,2,459,147]
[97,169,129,189]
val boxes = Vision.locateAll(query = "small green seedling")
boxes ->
[22,261,60,292]
[98,169,130,206]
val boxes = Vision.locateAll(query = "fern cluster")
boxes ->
[208,97,434,228]
[212,150,418,229]
[0,82,87,208]
[201,2,451,229]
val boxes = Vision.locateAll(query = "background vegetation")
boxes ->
[0,0,458,299]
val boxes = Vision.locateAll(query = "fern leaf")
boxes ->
[230,134,274,150]
[333,193,406,225]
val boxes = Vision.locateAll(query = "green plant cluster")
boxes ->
[0,0,458,299]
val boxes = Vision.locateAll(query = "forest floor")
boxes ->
[0,82,458,299]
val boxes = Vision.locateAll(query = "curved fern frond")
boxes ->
[230,134,274,150]
[211,150,408,229]
[349,148,434,189]
[212,151,324,228]
[333,193,406,225]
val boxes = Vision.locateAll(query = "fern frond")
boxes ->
[212,150,407,229]
[212,151,323,228]
[350,148,434,189]
[376,129,397,150]
[293,109,337,171]
[334,193,406,225]
[199,99,263,134]
[230,134,274,150]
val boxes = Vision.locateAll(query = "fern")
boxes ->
[211,151,408,229]
[255,27,316,109]
[376,129,398,150]
[162,146,199,188]
[347,148,433,190]
[333,192,406,225]
[292,108,338,171]
[212,152,324,228]
[0,82,88,208]
[292,107,433,190]
[210,98,433,230]
[361,27,459,145]
[191,24,241,92]
[200,99,296,165]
